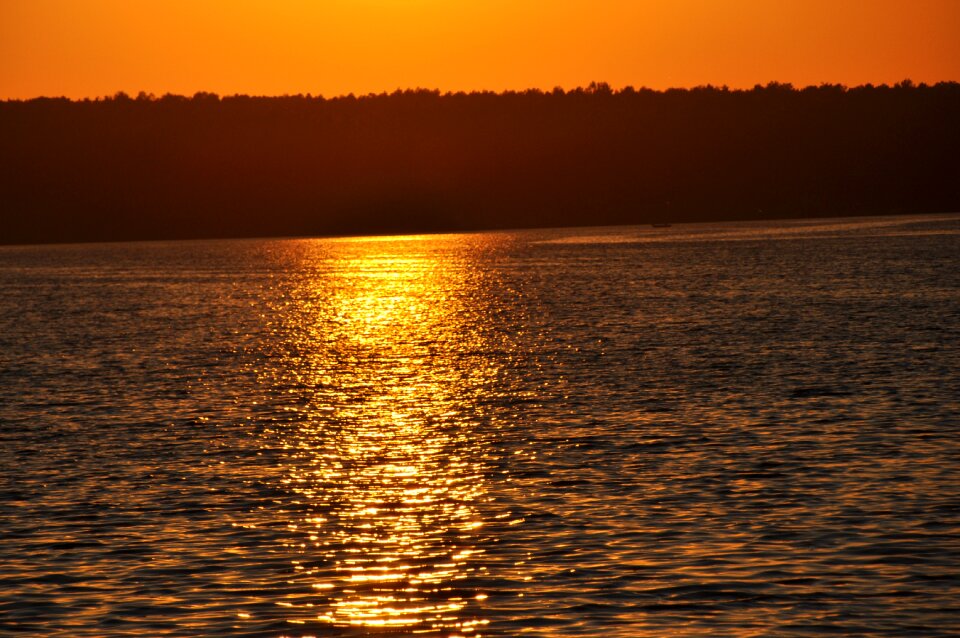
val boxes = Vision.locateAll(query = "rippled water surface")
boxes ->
[2,214,959,637]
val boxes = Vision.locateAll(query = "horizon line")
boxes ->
[5,79,959,103]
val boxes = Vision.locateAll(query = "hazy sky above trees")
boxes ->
[1,0,958,99]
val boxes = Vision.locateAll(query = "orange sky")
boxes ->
[1,0,958,99]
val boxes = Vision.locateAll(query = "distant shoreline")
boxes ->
[2,212,958,250]
[3,83,958,246]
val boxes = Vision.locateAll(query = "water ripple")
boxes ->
[1,215,959,636]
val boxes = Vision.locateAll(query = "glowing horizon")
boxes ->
[2,0,959,100]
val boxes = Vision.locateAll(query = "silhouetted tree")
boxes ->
[1,82,958,244]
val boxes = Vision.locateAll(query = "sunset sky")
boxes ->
[2,0,959,99]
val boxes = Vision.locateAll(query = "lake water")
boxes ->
[1,214,959,637]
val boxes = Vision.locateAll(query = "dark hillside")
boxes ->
[2,82,958,244]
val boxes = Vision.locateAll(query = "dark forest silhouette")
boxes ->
[2,82,959,245]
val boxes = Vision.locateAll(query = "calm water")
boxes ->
[1,215,959,637]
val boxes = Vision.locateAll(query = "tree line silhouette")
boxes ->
[2,81,958,244]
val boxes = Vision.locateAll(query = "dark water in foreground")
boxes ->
[1,215,959,637]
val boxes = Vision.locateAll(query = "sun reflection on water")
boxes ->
[267,237,502,635]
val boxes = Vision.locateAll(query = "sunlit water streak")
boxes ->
[1,214,959,637]
[255,242,505,633]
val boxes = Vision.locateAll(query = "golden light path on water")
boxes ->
[262,235,508,635]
